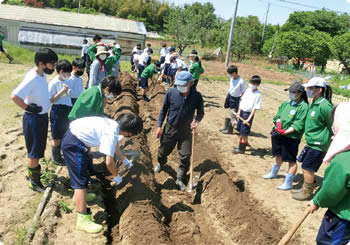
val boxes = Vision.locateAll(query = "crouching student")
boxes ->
[232,75,261,154]
[264,81,309,190]
[49,59,73,166]
[308,102,350,245]
[220,65,245,134]
[292,77,333,201]
[61,113,143,233]
[11,48,58,192]
[69,58,85,105]
[140,60,161,102]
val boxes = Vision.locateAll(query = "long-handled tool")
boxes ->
[233,111,251,126]
[278,207,311,245]
[187,128,196,192]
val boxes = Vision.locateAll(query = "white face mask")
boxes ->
[177,86,188,94]
[289,92,297,101]
[104,93,115,99]
[307,89,314,98]
[99,54,107,61]
[249,83,257,90]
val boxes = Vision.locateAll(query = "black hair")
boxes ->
[101,76,122,96]
[227,65,238,74]
[72,57,85,69]
[83,39,88,44]
[154,60,161,67]
[146,43,151,47]
[56,59,72,73]
[321,85,333,105]
[137,43,141,47]
[170,56,176,63]
[249,75,261,85]
[34,48,58,66]
[117,113,143,135]
[299,91,309,105]
[191,49,198,55]
[93,35,102,42]
[147,48,153,54]
[194,56,201,66]
[162,43,167,47]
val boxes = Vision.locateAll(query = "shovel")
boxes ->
[278,207,311,245]
[187,128,196,192]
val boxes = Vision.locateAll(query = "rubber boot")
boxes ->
[263,164,281,179]
[76,208,103,233]
[52,146,65,166]
[291,183,316,201]
[277,173,295,190]
[232,139,247,154]
[175,179,187,191]
[219,118,230,132]
[7,54,13,64]
[222,121,233,134]
[26,166,45,192]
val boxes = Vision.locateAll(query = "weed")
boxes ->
[15,225,27,245]
[58,201,72,213]
[40,157,57,187]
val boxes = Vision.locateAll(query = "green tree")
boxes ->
[311,31,332,71]
[332,32,350,73]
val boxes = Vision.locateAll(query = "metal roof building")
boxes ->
[0,4,147,57]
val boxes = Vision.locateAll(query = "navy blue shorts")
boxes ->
[71,98,77,105]
[316,209,350,245]
[169,68,177,81]
[137,64,144,79]
[271,129,301,162]
[163,63,170,75]
[62,129,90,189]
[50,104,72,140]
[224,94,240,111]
[236,110,254,136]
[160,56,165,65]
[182,68,188,71]
[140,77,149,88]
[23,112,48,159]
[297,146,326,172]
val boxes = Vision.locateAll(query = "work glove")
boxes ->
[112,175,122,185]
[276,127,286,135]
[123,159,133,170]
[26,103,42,114]
[276,120,282,129]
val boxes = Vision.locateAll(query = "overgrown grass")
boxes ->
[15,226,27,245]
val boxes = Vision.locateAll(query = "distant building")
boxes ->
[0,4,147,59]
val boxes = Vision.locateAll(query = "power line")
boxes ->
[276,0,349,14]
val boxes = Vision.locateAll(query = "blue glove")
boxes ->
[123,159,133,170]
[112,175,122,185]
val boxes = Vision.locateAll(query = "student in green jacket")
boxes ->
[292,77,333,201]
[189,55,204,90]
[308,102,350,244]
[140,60,161,102]
[0,33,13,63]
[68,76,122,121]
[264,81,309,190]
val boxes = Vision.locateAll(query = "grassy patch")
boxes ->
[58,201,72,214]
[15,225,27,245]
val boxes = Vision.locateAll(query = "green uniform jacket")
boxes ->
[313,150,350,221]
[189,62,204,80]
[87,43,98,62]
[0,34,4,46]
[105,47,121,76]
[305,97,333,152]
[68,84,104,121]
[273,100,309,139]
[141,64,158,79]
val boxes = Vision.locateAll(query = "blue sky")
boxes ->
[171,0,350,25]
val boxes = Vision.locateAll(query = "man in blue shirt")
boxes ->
[154,71,204,191]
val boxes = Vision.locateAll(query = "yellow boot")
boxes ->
[76,209,103,233]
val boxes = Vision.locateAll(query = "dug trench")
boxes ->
[101,72,295,244]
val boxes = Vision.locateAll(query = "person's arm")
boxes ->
[88,62,99,88]
[321,102,334,132]
[240,80,246,96]
[273,102,284,125]
[50,84,68,103]
[245,108,256,123]
[192,94,205,129]
[105,46,121,72]
[289,105,308,134]
[87,44,98,61]
[105,155,119,177]
[156,91,170,138]
[11,94,28,110]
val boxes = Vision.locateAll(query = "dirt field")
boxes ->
[0,60,331,244]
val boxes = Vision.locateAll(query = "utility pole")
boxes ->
[225,0,239,67]
[78,0,81,13]
[261,2,270,44]
[269,29,278,58]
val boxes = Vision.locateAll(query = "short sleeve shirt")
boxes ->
[228,76,246,97]
[48,77,73,106]
[68,73,84,99]
[239,88,261,112]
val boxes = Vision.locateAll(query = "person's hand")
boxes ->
[97,42,105,46]
[112,175,122,185]
[26,103,42,114]
[276,127,286,135]
[156,127,163,139]
[276,119,282,129]
[243,120,250,126]
[307,200,319,213]
[123,158,133,170]
[191,121,198,129]
[60,84,69,94]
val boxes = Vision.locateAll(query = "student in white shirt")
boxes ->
[48,59,73,166]
[233,75,262,154]
[160,43,168,65]
[161,47,176,85]
[11,48,58,192]
[61,113,143,233]
[220,65,246,134]
[69,58,85,105]
[137,48,153,80]
[143,43,151,53]
[81,38,88,63]
[130,43,142,72]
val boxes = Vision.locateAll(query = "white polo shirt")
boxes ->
[12,68,51,114]
[228,76,246,97]
[164,53,172,64]
[68,73,83,99]
[48,77,72,106]
[139,52,150,66]
[239,88,261,112]
[160,47,168,57]
[70,117,120,157]
[176,58,187,70]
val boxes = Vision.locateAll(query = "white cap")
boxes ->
[303,77,327,88]
[115,44,120,49]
